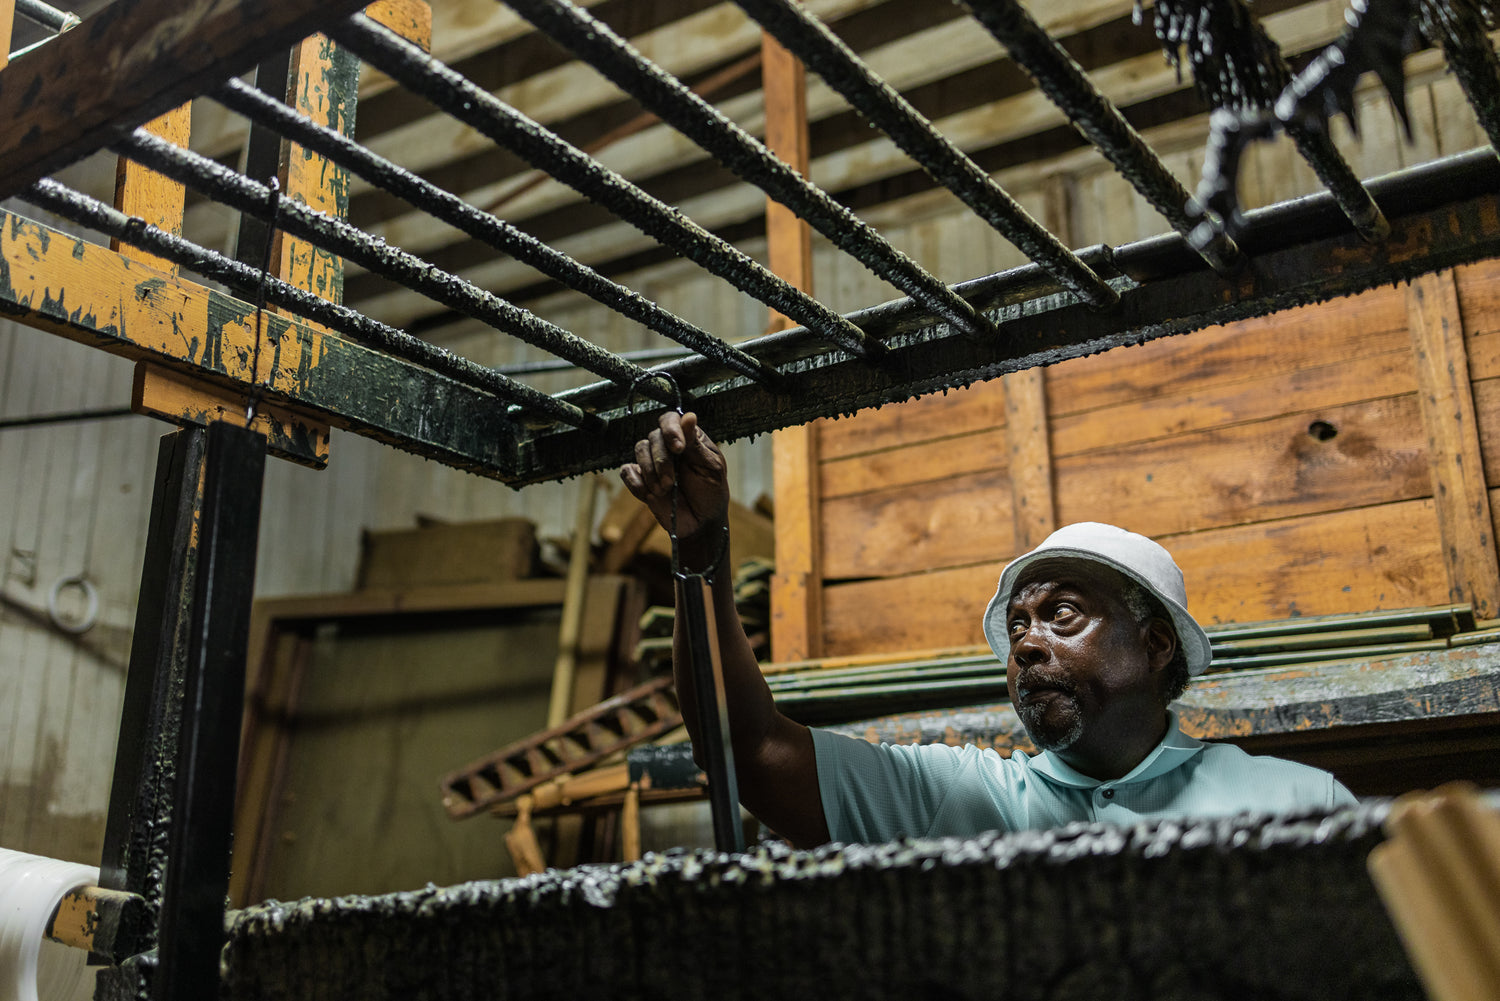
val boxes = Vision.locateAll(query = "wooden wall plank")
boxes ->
[1049,347,1415,456]
[818,383,1007,461]
[821,426,1005,500]
[1054,395,1430,538]
[822,468,1013,580]
[821,499,1450,656]
[1046,284,1409,416]
[1005,367,1055,551]
[1407,269,1500,617]
[824,392,1429,582]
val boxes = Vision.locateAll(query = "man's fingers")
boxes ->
[678,412,723,469]
[619,463,646,500]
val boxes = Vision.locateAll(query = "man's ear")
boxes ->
[1142,618,1176,674]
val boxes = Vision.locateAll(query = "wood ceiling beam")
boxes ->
[0,206,520,474]
[190,0,620,149]
[0,0,372,199]
[347,0,1354,322]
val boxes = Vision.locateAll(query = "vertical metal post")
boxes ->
[678,574,745,853]
[156,421,266,1001]
[97,428,207,965]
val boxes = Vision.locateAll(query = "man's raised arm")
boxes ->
[620,411,830,847]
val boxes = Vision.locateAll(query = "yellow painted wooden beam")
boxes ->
[0,0,372,199]
[1,0,15,72]
[0,206,517,474]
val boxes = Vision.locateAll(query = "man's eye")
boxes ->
[1053,603,1078,621]
[1008,620,1026,638]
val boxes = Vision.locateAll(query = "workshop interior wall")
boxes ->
[2,9,1497,871]
[814,68,1496,657]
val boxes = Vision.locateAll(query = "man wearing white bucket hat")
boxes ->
[623,413,1357,848]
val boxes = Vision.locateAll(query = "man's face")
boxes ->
[1003,558,1172,774]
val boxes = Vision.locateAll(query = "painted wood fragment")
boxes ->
[0,0,373,199]
[1407,269,1500,617]
[0,208,518,474]
[1,0,15,73]
[131,364,330,468]
[764,30,822,662]
[112,106,191,274]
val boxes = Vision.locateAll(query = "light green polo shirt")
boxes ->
[810,712,1357,844]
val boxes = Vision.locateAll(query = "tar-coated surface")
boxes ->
[223,802,1418,1001]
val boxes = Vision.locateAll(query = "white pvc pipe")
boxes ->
[0,849,99,1001]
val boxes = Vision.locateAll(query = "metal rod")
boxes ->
[678,574,746,853]
[499,346,691,375]
[1283,119,1389,242]
[15,0,77,31]
[157,421,265,1001]
[1422,0,1500,154]
[958,0,1241,275]
[212,77,784,390]
[518,150,1500,484]
[0,405,137,430]
[111,128,668,401]
[503,0,999,335]
[21,178,598,430]
[736,0,1123,307]
[332,14,886,363]
[1149,0,1389,243]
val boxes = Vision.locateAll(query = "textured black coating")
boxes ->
[1419,0,1500,150]
[110,128,666,398]
[157,422,264,1001]
[211,78,783,390]
[96,430,206,963]
[500,0,997,336]
[960,0,1241,275]
[331,14,886,363]
[19,179,596,430]
[520,150,1500,484]
[222,803,1419,1001]
[1141,0,1389,242]
[734,0,1120,307]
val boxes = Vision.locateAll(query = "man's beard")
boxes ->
[1017,695,1085,752]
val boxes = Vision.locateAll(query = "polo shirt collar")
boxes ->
[1025,710,1204,789]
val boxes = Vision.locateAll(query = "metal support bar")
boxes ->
[958,0,1242,275]
[1422,0,1500,154]
[15,0,76,31]
[112,129,667,399]
[1284,119,1390,242]
[157,421,266,1001]
[231,48,295,270]
[330,14,886,363]
[503,0,999,335]
[19,179,597,430]
[521,150,1500,484]
[1146,0,1389,243]
[735,0,1123,307]
[212,77,783,390]
[96,428,207,965]
[678,574,745,853]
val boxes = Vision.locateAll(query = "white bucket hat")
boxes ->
[982,522,1212,676]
